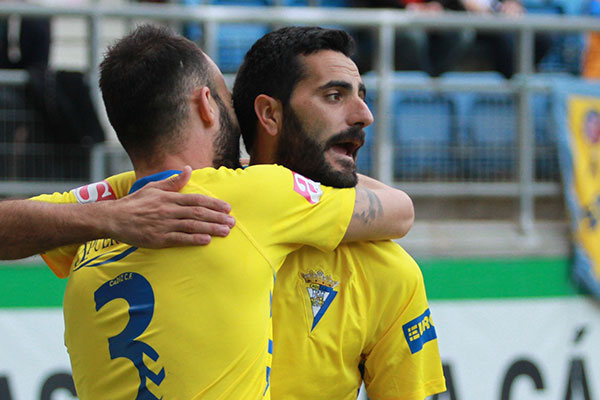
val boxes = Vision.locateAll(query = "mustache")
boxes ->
[324,126,366,149]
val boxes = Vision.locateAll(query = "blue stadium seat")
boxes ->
[212,0,268,4]
[523,0,565,14]
[440,72,507,176]
[278,0,309,6]
[356,92,377,176]
[320,0,350,6]
[553,0,586,14]
[531,92,559,180]
[278,0,349,6]
[217,24,270,73]
[465,94,518,179]
[393,94,457,180]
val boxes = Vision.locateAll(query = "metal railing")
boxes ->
[0,3,599,234]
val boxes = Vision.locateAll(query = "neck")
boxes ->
[249,129,278,166]
[132,144,214,180]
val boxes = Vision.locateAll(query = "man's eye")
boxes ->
[327,93,342,101]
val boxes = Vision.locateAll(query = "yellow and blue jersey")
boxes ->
[32,165,354,400]
[271,240,446,400]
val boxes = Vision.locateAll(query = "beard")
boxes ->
[212,95,242,169]
[275,105,364,188]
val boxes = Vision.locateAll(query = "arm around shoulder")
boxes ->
[0,199,109,260]
[342,174,414,243]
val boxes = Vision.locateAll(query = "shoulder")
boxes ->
[344,240,424,289]
[190,164,293,182]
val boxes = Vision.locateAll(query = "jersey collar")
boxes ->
[128,170,182,194]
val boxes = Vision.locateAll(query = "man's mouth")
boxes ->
[329,139,363,161]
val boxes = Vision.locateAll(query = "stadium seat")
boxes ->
[320,0,351,6]
[393,93,457,180]
[552,0,586,14]
[522,0,565,14]
[439,72,507,178]
[521,0,585,75]
[277,0,309,6]
[465,94,518,180]
[356,92,377,176]
[217,24,270,73]
[278,0,349,6]
[211,0,268,4]
[531,92,559,180]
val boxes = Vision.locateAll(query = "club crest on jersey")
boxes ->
[301,270,338,330]
[403,308,437,354]
[73,181,117,204]
[293,172,323,204]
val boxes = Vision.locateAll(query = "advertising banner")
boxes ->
[553,79,600,300]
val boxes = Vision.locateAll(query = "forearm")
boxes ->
[0,199,110,259]
[342,175,414,242]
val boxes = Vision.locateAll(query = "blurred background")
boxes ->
[0,0,599,399]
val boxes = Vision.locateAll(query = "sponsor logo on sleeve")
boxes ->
[403,308,437,354]
[73,181,117,204]
[293,172,323,204]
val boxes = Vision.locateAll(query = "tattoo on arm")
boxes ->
[354,188,384,225]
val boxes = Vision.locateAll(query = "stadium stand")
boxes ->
[394,92,457,181]
[217,23,270,73]
[0,0,594,253]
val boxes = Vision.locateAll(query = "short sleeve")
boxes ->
[30,171,136,278]
[363,246,446,400]
[211,165,355,256]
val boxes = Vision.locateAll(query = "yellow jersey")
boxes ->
[32,165,354,400]
[271,241,446,400]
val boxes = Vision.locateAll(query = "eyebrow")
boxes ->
[318,80,367,98]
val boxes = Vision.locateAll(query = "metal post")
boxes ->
[87,11,102,118]
[516,28,535,236]
[374,24,394,185]
[516,27,534,75]
[90,143,105,182]
[203,20,218,65]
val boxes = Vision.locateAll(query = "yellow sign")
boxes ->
[567,96,600,285]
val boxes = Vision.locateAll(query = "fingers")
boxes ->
[161,233,213,247]
[164,203,235,228]
[171,193,233,215]
[177,220,232,237]
[146,222,231,248]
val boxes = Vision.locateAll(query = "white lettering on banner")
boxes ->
[0,310,74,400]
[426,298,600,400]
[1,299,599,399]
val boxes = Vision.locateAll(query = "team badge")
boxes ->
[293,172,323,204]
[73,181,117,203]
[301,270,338,330]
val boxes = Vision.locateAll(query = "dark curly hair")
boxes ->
[232,26,355,154]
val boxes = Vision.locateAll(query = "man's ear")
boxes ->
[254,94,283,137]
[192,86,217,127]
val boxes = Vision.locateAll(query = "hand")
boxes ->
[103,166,235,248]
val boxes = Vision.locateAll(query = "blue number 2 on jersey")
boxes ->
[94,272,165,400]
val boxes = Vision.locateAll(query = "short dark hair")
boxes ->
[232,26,355,153]
[99,24,214,162]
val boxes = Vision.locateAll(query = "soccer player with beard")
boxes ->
[233,26,446,399]
[0,25,414,399]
